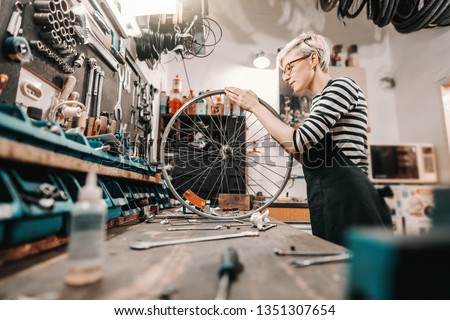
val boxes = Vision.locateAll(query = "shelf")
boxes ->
[0,137,163,184]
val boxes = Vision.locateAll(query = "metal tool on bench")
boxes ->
[273,248,349,256]
[215,247,242,300]
[166,226,222,231]
[130,231,259,250]
[290,252,353,267]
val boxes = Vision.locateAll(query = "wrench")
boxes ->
[113,65,124,121]
[130,230,259,250]
[290,252,352,267]
[273,248,348,256]
[167,226,222,231]
[95,69,105,118]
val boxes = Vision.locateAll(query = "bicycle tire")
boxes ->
[160,90,293,220]
[320,0,339,12]
[393,0,419,21]
[378,0,399,27]
[348,0,369,19]
[393,0,449,33]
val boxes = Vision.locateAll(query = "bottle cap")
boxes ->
[78,169,103,202]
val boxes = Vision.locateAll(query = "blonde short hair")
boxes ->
[277,33,331,72]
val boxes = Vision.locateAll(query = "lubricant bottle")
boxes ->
[64,170,107,286]
[168,75,183,114]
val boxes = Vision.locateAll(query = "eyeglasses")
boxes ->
[281,55,309,77]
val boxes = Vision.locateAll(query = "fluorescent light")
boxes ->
[121,0,177,17]
[253,51,270,69]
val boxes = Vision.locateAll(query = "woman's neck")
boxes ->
[310,70,332,95]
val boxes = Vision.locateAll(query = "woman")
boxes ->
[225,33,392,245]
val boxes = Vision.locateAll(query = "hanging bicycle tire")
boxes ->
[320,0,339,12]
[392,0,450,33]
[160,90,293,220]
[338,0,368,19]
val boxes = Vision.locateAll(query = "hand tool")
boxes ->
[166,226,222,231]
[273,248,349,256]
[4,2,33,63]
[260,223,277,231]
[95,69,105,118]
[290,252,353,267]
[215,247,242,300]
[60,75,77,101]
[130,230,259,250]
[0,74,9,96]
[84,58,97,116]
[113,65,125,121]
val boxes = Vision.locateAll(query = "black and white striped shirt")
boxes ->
[293,77,369,172]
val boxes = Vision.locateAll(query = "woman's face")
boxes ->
[280,51,312,93]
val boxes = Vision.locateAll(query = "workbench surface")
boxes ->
[0,215,348,300]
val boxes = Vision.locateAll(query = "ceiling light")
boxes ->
[253,51,270,69]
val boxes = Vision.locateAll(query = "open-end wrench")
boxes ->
[273,248,348,256]
[290,252,352,267]
[130,230,259,250]
[84,58,97,116]
[167,226,222,231]
[95,69,105,118]
[113,65,124,121]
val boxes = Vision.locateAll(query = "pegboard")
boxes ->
[0,0,159,146]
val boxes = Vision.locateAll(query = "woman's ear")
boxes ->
[309,52,318,69]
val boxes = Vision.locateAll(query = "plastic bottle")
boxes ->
[64,170,107,286]
[195,91,207,115]
[186,89,196,115]
[346,44,359,67]
[223,95,231,116]
[159,91,167,114]
[211,95,224,116]
[168,75,183,114]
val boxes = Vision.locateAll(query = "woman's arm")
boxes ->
[225,87,296,154]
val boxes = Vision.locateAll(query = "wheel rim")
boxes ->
[160,89,294,219]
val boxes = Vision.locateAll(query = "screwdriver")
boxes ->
[215,247,241,300]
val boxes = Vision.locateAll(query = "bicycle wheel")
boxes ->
[160,90,293,220]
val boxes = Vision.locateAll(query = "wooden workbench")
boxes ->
[0,215,348,300]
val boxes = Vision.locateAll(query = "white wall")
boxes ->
[389,27,450,183]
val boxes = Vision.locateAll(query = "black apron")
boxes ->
[300,133,393,246]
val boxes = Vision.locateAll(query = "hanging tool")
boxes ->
[215,247,242,300]
[290,252,352,267]
[0,74,9,96]
[3,2,33,63]
[130,231,259,250]
[113,64,124,121]
[84,58,97,116]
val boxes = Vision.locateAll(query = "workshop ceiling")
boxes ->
[208,0,382,50]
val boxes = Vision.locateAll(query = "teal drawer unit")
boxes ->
[3,168,72,246]
[99,180,132,217]
[117,182,141,214]
[0,169,26,247]
[155,183,171,209]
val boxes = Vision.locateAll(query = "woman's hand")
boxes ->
[224,87,260,113]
